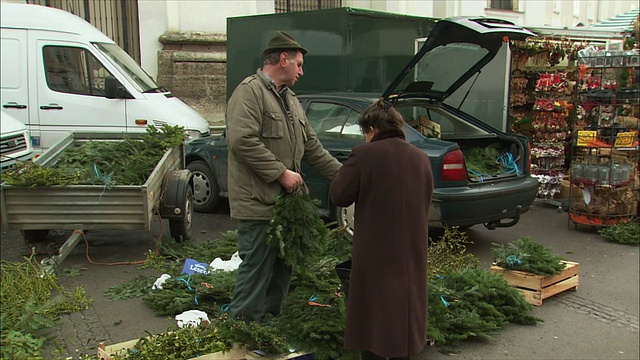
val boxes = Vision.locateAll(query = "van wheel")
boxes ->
[169,186,193,241]
[335,204,355,237]
[188,160,220,213]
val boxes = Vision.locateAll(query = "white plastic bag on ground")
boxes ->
[152,274,171,290]
[209,251,242,271]
[175,310,210,328]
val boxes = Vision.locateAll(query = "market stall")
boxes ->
[508,25,639,218]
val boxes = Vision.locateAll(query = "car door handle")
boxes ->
[40,104,63,110]
[3,102,27,109]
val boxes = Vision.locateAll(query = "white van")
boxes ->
[0,2,210,152]
[1,110,34,169]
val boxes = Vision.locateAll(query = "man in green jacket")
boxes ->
[226,31,342,323]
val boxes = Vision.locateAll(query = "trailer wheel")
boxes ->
[169,185,193,241]
[21,230,50,242]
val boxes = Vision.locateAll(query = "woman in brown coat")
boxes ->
[330,99,434,359]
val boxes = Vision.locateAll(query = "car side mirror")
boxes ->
[105,77,134,99]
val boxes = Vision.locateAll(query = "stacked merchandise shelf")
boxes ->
[530,73,573,208]
[569,48,639,227]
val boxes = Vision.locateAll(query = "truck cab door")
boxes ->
[34,37,126,150]
[0,29,32,139]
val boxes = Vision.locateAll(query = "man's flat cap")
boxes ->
[263,31,307,56]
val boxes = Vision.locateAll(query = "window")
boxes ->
[305,102,363,140]
[396,105,487,140]
[275,0,341,13]
[43,46,113,96]
[489,0,517,11]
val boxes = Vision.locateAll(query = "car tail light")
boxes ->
[441,150,468,182]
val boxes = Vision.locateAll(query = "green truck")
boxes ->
[226,7,438,99]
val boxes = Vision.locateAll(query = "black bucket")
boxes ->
[335,260,351,304]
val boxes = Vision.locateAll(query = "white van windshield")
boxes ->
[93,43,157,93]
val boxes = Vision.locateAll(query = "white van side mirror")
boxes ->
[105,77,134,99]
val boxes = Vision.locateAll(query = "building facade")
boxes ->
[4,0,638,124]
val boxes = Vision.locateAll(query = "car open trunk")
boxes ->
[454,136,529,182]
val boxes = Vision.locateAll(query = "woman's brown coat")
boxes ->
[330,134,433,358]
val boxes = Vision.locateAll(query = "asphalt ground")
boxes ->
[1,201,638,359]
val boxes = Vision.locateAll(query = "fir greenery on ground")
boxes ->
[598,221,640,245]
[4,194,544,359]
[0,252,91,359]
[93,201,542,359]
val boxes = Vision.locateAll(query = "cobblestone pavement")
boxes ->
[2,204,638,359]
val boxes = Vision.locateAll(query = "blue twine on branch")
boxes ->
[93,164,114,198]
[506,255,523,268]
[440,295,450,307]
[177,275,198,305]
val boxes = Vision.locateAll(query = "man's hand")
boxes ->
[278,169,304,193]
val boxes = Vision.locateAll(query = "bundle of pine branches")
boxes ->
[491,236,566,275]
[1,124,184,187]
[266,192,330,274]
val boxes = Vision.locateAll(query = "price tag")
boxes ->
[576,130,597,146]
[614,131,637,148]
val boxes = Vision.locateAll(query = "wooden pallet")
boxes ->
[490,260,579,306]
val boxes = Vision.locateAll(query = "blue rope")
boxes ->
[93,164,114,198]
[177,275,198,305]
[506,255,523,268]
[440,295,450,307]
[467,169,484,182]
[497,152,520,176]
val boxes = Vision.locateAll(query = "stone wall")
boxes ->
[157,32,227,126]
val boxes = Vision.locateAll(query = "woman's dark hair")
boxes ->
[358,98,404,133]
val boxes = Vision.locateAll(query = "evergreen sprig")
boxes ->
[1,252,91,359]
[428,226,480,277]
[0,160,82,187]
[215,317,289,355]
[491,236,565,275]
[266,192,330,274]
[125,325,227,360]
[427,267,542,346]
[105,275,156,301]
[143,271,237,317]
[1,124,185,187]
[598,221,640,245]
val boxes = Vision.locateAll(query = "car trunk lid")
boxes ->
[381,17,535,102]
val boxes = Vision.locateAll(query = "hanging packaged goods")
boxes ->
[568,47,639,227]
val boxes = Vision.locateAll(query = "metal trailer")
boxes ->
[0,132,193,272]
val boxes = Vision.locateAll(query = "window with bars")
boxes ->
[275,0,342,13]
[489,0,518,11]
[27,0,140,63]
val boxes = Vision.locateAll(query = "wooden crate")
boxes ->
[490,260,579,306]
[99,340,311,360]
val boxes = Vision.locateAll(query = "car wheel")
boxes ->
[187,160,219,213]
[335,204,355,237]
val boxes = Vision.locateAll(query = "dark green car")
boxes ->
[185,17,539,230]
